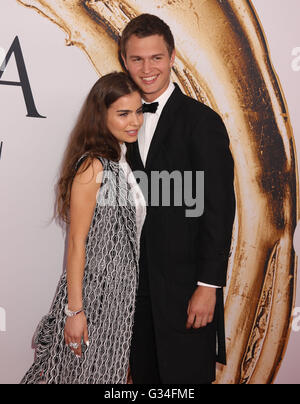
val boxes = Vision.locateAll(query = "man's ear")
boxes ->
[121,53,128,71]
[170,49,176,68]
[118,47,128,72]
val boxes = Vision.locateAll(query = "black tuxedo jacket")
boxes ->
[127,83,236,383]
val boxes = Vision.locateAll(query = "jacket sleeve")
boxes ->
[190,108,236,287]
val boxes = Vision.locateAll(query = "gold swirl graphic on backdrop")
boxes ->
[16,0,299,384]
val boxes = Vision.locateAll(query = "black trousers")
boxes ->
[129,294,162,384]
[129,232,162,384]
[130,233,212,385]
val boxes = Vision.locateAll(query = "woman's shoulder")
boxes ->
[75,153,109,173]
[74,156,103,182]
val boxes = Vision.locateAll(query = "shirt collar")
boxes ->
[142,81,175,115]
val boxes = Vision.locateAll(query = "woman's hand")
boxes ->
[64,312,89,357]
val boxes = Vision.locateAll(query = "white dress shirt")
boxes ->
[138,82,176,166]
[139,82,219,289]
[119,142,147,244]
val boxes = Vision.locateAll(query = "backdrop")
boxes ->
[0,0,300,384]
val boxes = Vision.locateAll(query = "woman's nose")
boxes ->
[130,113,140,127]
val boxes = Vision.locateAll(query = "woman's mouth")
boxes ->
[126,130,138,137]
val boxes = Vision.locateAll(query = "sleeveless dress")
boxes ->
[21,145,146,384]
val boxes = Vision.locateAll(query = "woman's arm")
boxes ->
[64,158,103,357]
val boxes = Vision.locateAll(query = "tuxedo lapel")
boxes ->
[145,84,183,170]
[126,141,144,172]
[133,141,144,171]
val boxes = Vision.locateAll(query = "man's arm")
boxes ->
[192,108,236,286]
[186,108,236,328]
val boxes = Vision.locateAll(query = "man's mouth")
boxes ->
[141,75,159,85]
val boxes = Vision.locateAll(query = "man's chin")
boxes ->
[139,84,165,100]
[139,85,159,95]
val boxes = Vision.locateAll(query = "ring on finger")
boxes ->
[69,342,79,350]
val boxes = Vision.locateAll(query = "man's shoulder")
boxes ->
[176,91,221,122]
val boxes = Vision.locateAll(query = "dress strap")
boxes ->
[75,154,108,174]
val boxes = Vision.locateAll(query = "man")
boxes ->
[120,14,236,384]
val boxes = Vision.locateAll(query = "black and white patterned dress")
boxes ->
[21,147,146,384]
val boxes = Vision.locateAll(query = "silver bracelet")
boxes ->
[64,304,84,318]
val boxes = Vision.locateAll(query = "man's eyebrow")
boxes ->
[129,53,165,58]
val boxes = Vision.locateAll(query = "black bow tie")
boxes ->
[142,102,159,114]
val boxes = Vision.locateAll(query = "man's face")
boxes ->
[123,34,175,102]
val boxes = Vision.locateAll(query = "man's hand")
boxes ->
[186,286,217,329]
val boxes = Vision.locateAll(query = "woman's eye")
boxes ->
[119,113,128,117]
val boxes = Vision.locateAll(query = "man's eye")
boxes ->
[119,113,128,117]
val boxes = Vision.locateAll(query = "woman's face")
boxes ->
[106,91,143,144]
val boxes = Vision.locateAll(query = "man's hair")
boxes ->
[120,14,175,57]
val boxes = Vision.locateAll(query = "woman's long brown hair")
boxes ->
[55,72,140,224]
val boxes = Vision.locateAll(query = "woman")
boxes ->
[21,72,146,384]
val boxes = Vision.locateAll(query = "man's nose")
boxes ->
[142,59,152,74]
